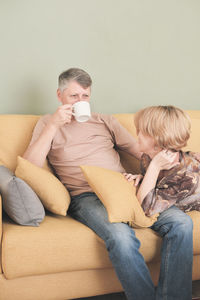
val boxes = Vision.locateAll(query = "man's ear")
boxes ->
[57,89,62,103]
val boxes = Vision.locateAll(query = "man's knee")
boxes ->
[106,223,140,252]
[175,213,193,233]
[168,210,193,229]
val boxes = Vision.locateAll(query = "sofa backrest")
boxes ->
[184,111,200,152]
[0,115,40,171]
[0,111,200,174]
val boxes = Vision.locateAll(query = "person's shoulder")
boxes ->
[182,150,200,165]
[33,114,52,131]
[37,114,51,124]
[91,112,115,123]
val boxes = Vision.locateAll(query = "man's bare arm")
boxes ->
[23,123,58,167]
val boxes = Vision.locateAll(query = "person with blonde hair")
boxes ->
[124,105,200,299]
[125,105,200,216]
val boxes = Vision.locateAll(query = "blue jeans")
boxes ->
[68,192,193,300]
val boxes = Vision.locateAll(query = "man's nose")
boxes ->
[75,96,81,102]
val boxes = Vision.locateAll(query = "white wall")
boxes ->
[0,0,200,114]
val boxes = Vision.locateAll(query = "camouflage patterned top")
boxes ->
[140,151,200,216]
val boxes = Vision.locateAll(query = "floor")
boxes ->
[193,281,200,299]
[76,280,200,300]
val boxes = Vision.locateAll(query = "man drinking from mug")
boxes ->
[23,68,193,300]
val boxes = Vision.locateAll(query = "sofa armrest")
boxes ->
[0,195,2,273]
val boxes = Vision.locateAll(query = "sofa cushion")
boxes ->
[184,117,200,152]
[15,157,71,216]
[0,115,40,171]
[2,213,163,280]
[188,210,200,254]
[0,165,45,226]
[2,214,111,279]
[3,209,200,280]
[81,165,158,228]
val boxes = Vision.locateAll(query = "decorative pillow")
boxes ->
[15,156,70,216]
[81,165,158,228]
[0,165,45,226]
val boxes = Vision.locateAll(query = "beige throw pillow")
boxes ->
[15,156,70,216]
[81,165,158,228]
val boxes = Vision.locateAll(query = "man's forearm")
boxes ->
[127,143,142,160]
[23,123,58,167]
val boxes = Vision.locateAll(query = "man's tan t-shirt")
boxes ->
[30,113,137,196]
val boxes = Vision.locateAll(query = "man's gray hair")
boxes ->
[58,68,92,91]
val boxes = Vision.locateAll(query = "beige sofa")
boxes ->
[0,112,200,300]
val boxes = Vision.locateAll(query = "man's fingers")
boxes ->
[134,176,140,186]
[60,104,72,109]
[123,173,138,181]
[58,104,73,112]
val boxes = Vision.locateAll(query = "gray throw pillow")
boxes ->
[0,165,45,226]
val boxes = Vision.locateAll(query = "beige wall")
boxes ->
[0,0,200,115]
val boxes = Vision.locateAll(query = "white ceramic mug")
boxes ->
[72,101,91,122]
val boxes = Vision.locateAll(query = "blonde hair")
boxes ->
[134,105,191,151]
